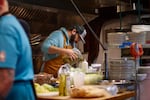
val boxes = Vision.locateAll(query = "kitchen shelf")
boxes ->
[117,9,150,15]
[108,44,150,48]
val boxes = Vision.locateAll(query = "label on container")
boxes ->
[66,75,71,95]
[59,74,70,96]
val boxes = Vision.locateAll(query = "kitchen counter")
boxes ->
[38,91,135,100]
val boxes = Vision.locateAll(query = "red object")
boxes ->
[130,43,144,59]
[0,0,4,5]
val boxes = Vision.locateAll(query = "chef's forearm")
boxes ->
[0,68,14,98]
[48,46,66,55]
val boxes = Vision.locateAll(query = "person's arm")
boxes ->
[48,46,78,61]
[0,68,14,99]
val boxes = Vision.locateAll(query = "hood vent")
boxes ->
[9,2,58,23]
[8,0,117,14]
[9,1,98,26]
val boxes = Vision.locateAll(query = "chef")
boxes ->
[41,25,87,77]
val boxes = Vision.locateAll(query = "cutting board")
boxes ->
[38,95,106,100]
[38,91,135,100]
[38,95,70,100]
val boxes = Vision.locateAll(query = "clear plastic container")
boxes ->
[105,85,119,95]
[72,71,85,87]
[58,64,71,96]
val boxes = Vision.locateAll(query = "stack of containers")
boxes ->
[127,32,146,44]
[107,32,126,46]
[108,59,135,80]
[131,25,150,44]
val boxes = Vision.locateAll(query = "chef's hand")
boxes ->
[64,49,78,61]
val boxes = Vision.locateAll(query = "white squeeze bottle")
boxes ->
[81,59,88,73]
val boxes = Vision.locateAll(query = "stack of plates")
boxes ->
[108,59,135,80]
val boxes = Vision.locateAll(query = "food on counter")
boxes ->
[62,55,83,66]
[34,83,58,94]
[42,84,58,91]
[34,83,50,93]
[34,82,41,88]
[62,48,84,66]
[34,72,55,85]
[84,73,103,85]
[70,86,112,98]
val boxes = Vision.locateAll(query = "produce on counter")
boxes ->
[62,48,84,66]
[34,83,58,94]
[62,55,83,66]
[84,73,103,85]
[70,67,103,85]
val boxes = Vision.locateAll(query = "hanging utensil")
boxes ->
[30,34,41,41]
[31,42,41,46]
[30,38,41,44]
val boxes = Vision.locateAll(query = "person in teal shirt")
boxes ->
[0,0,36,99]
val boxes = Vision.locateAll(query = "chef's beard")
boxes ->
[70,34,76,48]
[70,34,76,43]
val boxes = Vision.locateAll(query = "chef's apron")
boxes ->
[43,31,72,78]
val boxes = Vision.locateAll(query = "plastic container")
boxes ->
[72,71,85,87]
[91,63,101,72]
[107,32,126,46]
[58,64,71,96]
[84,73,103,85]
[127,32,146,44]
[105,85,119,95]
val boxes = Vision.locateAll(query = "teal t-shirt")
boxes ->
[41,27,70,61]
[0,14,34,100]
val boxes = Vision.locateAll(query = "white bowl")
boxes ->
[138,67,150,74]
[91,64,101,72]
[91,64,101,68]
[133,74,147,81]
